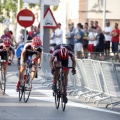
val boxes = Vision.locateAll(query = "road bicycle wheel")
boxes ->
[61,76,66,111]
[24,75,32,103]
[19,85,24,101]
[0,70,6,95]
[54,90,60,109]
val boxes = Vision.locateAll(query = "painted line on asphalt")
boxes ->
[5,89,120,115]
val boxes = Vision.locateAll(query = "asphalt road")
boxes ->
[0,59,120,120]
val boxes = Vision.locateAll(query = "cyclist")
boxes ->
[0,37,12,78]
[50,44,76,103]
[16,36,42,92]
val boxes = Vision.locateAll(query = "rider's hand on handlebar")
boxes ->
[71,68,76,75]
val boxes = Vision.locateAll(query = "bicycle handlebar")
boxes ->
[54,67,74,69]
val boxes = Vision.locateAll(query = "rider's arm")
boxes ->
[71,56,76,68]
[37,52,42,65]
[20,50,26,64]
[50,56,55,69]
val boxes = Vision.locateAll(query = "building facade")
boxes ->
[53,0,120,29]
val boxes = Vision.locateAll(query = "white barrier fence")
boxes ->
[40,53,120,109]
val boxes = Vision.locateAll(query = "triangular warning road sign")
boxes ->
[38,7,58,28]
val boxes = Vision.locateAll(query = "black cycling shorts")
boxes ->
[0,50,8,61]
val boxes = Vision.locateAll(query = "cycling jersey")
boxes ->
[23,42,42,53]
[0,43,12,51]
[52,44,74,67]
[52,44,73,58]
[21,42,42,64]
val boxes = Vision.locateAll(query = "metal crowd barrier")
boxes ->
[40,53,120,109]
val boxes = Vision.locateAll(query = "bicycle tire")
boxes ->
[0,70,6,95]
[24,75,32,103]
[19,85,24,101]
[55,90,60,109]
[61,75,66,111]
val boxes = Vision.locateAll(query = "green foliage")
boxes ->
[0,16,4,23]
[52,6,58,11]
[29,4,37,8]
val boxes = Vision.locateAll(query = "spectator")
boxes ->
[50,28,56,53]
[103,20,112,55]
[24,30,33,41]
[84,22,89,29]
[83,27,89,58]
[9,30,17,45]
[87,27,97,53]
[9,30,16,64]
[74,23,84,59]
[111,23,119,54]
[32,26,38,37]
[71,22,77,33]
[90,21,95,28]
[28,25,34,37]
[95,27,105,60]
[36,28,40,38]
[55,23,63,45]
[66,25,74,51]
[95,21,100,28]
[1,28,11,39]
[16,29,24,47]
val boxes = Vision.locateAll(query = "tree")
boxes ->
[0,0,36,23]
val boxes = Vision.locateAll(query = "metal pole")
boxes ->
[24,28,27,43]
[40,0,44,45]
[103,0,106,29]
[16,0,20,43]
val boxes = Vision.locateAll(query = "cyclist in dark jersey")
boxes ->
[16,36,42,92]
[50,44,76,103]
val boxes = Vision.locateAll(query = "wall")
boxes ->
[87,0,120,28]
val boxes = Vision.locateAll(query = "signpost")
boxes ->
[17,9,35,28]
[22,0,60,52]
[17,9,35,42]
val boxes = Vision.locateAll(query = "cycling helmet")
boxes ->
[3,37,11,47]
[59,47,69,60]
[32,36,42,47]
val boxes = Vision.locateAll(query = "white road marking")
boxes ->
[19,16,33,21]
[5,89,120,115]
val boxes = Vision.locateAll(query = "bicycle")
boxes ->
[19,56,32,103]
[0,56,6,95]
[53,66,73,111]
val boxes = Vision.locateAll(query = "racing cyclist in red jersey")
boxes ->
[16,36,42,92]
[0,37,12,78]
[50,44,76,103]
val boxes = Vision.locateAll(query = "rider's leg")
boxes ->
[31,54,38,80]
[62,69,69,94]
[31,61,37,80]
[53,62,60,84]
[2,62,8,78]
[52,62,60,90]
